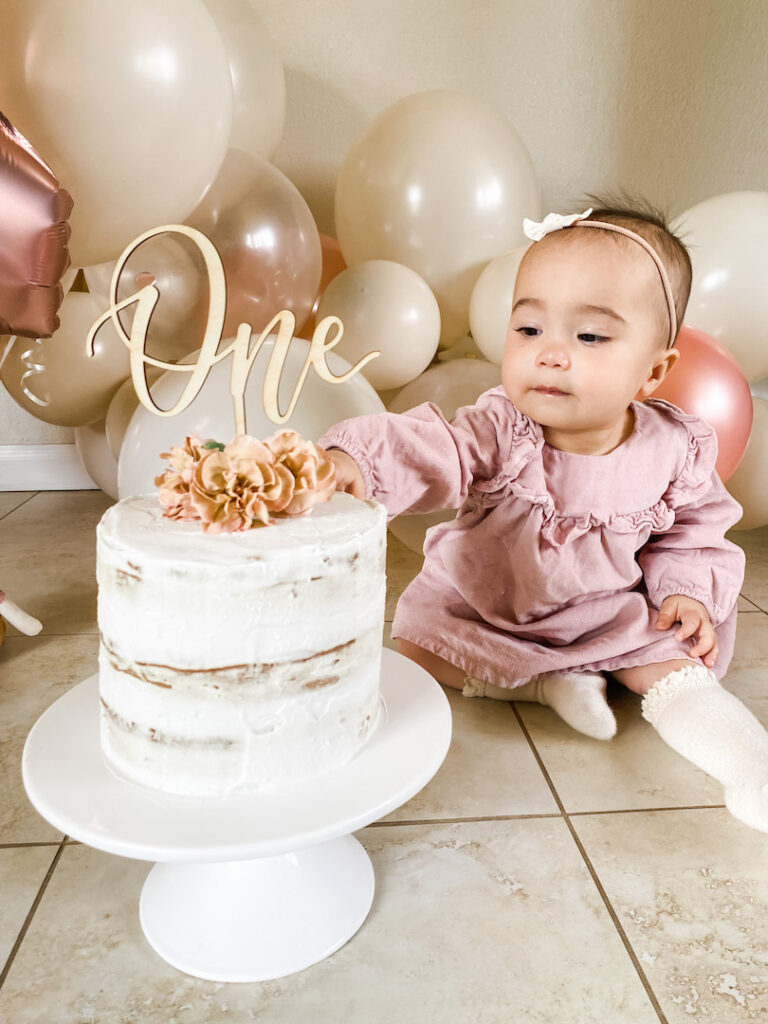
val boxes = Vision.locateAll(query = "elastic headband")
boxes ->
[522,208,678,348]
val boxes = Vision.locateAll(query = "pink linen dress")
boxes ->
[319,386,745,688]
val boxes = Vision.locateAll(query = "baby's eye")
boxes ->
[515,326,541,337]
[578,333,609,344]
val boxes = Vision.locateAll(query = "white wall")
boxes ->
[3,0,767,447]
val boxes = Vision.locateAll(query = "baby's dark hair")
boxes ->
[576,191,692,346]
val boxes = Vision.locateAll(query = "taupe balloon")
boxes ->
[187,149,322,338]
[84,233,208,363]
[1,292,130,426]
[204,0,286,161]
[74,418,119,499]
[726,397,768,530]
[335,90,540,350]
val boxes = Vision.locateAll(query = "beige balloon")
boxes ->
[0,0,233,266]
[726,397,768,530]
[335,90,540,350]
[386,358,503,553]
[469,245,530,366]
[0,293,130,427]
[672,192,768,382]
[74,419,119,499]
[317,261,440,391]
[204,0,286,160]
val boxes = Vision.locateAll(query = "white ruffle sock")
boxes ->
[641,665,768,833]
[463,671,617,741]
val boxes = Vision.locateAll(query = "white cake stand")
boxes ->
[22,648,451,983]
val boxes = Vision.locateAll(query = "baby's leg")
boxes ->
[614,660,768,833]
[395,638,616,740]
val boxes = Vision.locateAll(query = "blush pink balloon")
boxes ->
[0,110,72,337]
[654,324,753,481]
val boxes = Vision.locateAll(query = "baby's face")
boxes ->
[502,233,669,442]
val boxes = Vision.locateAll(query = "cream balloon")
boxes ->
[387,358,503,553]
[672,192,768,382]
[118,336,385,498]
[0,292,130,427]
[105,379,141,461]
[84,234,208,363]
[74,419,119,499]
[204,0,286,160]
[469,245,530,366]
[316,261,440,391]
[335,90,540,350]
[0,0,233,266]
[186,149,322,339]
[726,397,768,531]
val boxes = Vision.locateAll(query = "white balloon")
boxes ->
[204,0,286,160]
[119,336,385,498]
[672,192,768,382]
[469,245,530,365]
[74,419,119,499]
[387,358,503,553]
[335,90,540,350]
[317,261,440,390]
[726,397,768,530]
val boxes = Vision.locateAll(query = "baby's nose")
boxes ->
[536,342,570,369]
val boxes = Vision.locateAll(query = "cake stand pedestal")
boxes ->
[22,648,451,983]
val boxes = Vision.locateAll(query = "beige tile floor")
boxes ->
[0,490,767,1023]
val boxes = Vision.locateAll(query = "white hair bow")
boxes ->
[522,207,593,242]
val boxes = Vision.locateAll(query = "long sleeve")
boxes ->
[318,388,513,520]
[637,469,745,627]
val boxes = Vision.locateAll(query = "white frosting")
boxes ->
[96,492,387,796]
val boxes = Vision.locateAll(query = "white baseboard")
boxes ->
[0,444,97,490]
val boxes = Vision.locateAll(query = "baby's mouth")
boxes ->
[533,385,569,396]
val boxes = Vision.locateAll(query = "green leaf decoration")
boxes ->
[202,440,225,451]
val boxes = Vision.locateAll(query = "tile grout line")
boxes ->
[508,703,670,1024]
[0,491,39,523]
[0,836,67,991]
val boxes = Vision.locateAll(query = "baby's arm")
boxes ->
[638,470,745,657]
[319,392,510,519]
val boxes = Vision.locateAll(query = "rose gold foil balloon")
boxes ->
[0,292,129,427]
[654,325,752,481]
[0,111,72,338]
[187,149,322,338]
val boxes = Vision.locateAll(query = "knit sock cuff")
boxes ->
[641,664,719,727]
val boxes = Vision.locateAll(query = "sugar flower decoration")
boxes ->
[154,430,336,533]
[522,207,593,242]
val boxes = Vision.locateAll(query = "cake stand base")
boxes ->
[23,649,451,983]
[139,835,374,982]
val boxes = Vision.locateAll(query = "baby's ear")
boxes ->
[638,347,680,399]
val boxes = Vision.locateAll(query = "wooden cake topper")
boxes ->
[86,224,380,435]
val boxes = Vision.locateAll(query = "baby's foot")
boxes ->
[724,780,768,833]
[539,671,617,741]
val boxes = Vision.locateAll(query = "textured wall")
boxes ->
[3,0,767,445]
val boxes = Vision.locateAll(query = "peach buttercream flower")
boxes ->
[265,430,336,515]
[155,430,336,533]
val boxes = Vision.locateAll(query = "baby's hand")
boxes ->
[655,595,718,668]
[325,448,366,499]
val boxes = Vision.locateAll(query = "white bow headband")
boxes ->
[522,207,678,348]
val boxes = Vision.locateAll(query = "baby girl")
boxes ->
[319,199,768,833]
